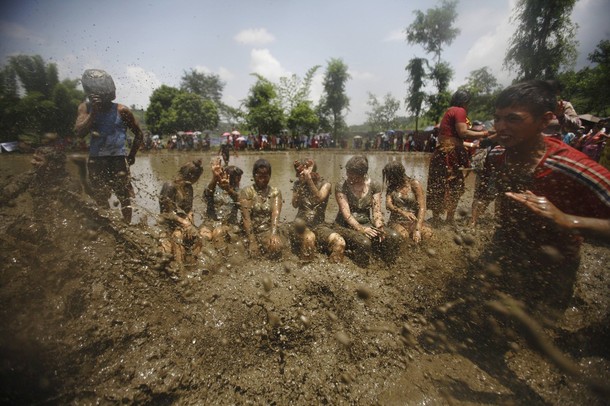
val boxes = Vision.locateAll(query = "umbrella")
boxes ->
[236,136,247,142]
[578,114,600,123]
[222,132,231,137]
[231,130,241,136]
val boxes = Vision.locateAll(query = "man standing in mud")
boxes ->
[477,80,610,318]
[74,69,143,223]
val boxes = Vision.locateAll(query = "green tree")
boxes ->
[406,0,460,64]
[366,93,401,132]
[180,69,225,103]
[321,58,350,143]
[458,67,502,120]
[287,101,319,136]
[172,93,219,131]
[405,0,460,123]
[276,65,321,114]
[244,75,285,135]
[504,0,578,80]
[146,85,181,134]
[405,58,427,132]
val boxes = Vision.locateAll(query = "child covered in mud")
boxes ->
[239,158,287,259]
[335,155,401,265]
[382,161,432,244]
[290,159,345,262]
[203,157,243,247]
[158,159,211,265]
[475,80,610,318]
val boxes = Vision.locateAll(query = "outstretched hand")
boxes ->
[505,190,567,227]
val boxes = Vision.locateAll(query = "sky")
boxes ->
[0,0,608,126]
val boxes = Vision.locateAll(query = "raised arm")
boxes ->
[74,101,95,137]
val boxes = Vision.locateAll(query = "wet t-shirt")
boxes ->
[87,103,128,157]
[388,188,419,223]
[292,178,330,226]
[240,185,282,233]
[204,185,240,225]
[335,178,381,227]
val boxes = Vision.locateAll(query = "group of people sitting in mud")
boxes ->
[157,153,431,267]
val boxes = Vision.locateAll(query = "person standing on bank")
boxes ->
[426,90,491,224]
[74,69,143,223]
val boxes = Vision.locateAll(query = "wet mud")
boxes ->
[0,152,609,404]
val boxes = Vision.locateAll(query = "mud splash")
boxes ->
[0,153,608,404]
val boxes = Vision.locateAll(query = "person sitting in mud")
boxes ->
[290,159,346,262]
[476,80,610,318]
[239,158,286,259]
[203,157,243,247]
[382,161,432,244]
[335,155,401,265]
[158,159,211,265]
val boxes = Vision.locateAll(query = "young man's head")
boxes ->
[493,80,556,148]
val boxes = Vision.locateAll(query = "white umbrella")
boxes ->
[231,130,241,136]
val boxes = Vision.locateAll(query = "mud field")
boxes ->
[0,150,609,405]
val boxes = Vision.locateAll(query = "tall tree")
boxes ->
[405,58,427,132]
[405,0,460,123]
[244,75,285,135]
[172,93,219,131]
[458,67,502,119]
[504,0,578,80]
[287,101,319,136]
[146,85,181,134]
[180,69,225,103]
[321,58,350,142]
[276,65,321,114]
[366,93,401,132]
[406,0,459,64]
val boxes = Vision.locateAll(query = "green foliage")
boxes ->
[504,0,578,80]
[405,1,459,124]
[244,75,285,135]
[322,58,350,140]
[0,55,84,142]
[557,40,610,117]
[180,69,225,103]
[366,93,401,132]
[276,65,321,114]
[405,58,428,131]
[146,85,219,134]
[287,101,319,135]
[458,66,502,120]
[406,0,459,64]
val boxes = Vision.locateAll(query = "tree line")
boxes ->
[0,0,608,144]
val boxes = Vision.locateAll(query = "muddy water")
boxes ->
[0,150,608,404]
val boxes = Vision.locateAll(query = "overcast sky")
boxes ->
[1,0,608,125]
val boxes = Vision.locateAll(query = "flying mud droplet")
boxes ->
[340,372,355,384]
[299,314,311,328]
[484,263,502,276]
[356,285,371,300]
[267,311,280,328]
[283,262,293,273]
[426,248,437,257]
[335,331,351,347]
[262,275,273,292]
[540,245,563,263]
[453,235,463,246]
[328,311,338,322]
[462,234,475,246]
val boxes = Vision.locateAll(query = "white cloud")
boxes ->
[348,69,376,81]
[218,67,234,81]
[0,20,47,45]
[249,48,289,82]
[234,28,275,45]
[194,65,211,74]
[113,66,162,109]
[383,28,404,42]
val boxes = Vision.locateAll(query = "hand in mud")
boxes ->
[402,211,418,222]
[363,226,383,241]
[268,233,282,253]
[412,230,422,243]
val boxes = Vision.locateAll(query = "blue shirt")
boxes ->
[88,103,128,157]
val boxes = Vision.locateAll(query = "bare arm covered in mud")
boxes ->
[118,104,143,165]
[268,190,283,253]
[336,185,382,240]
[239,190,259,257]
[74,101,97,138]
[456,122,492,139]
[506,191,610,241]
[292,165,330,207]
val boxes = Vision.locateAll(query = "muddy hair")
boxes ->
[345,155,368,176]
[178,159,203,181]
[35,146,66,169]
[450,90,471,108]
[382,161,409,193]
[495,80,556,118]
[225,165,243,185]
[252,158,271,176]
